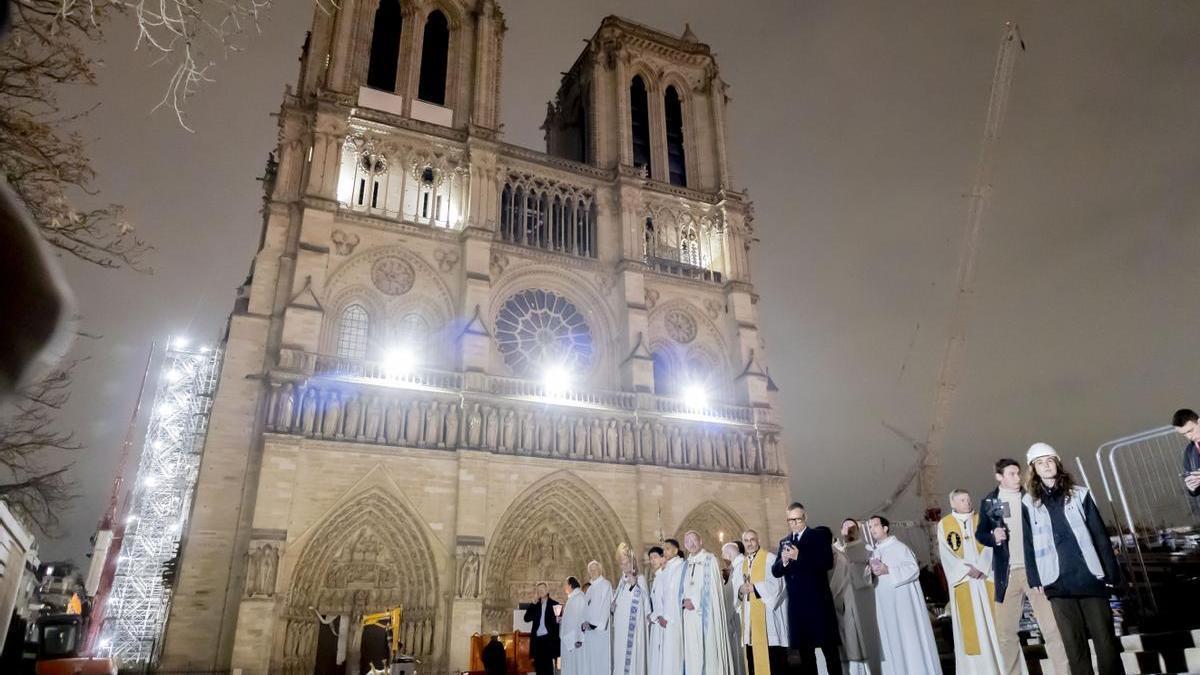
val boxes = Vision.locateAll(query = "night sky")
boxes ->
[42,0,1200,562]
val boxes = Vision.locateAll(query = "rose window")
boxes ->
[495,289,593,376]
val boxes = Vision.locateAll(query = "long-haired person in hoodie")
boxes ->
[1021,443,1125,675]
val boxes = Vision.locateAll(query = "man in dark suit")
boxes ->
[523,581,560,675]
[771,501,842,675]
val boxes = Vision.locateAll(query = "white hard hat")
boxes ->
[1026,442,1059,465]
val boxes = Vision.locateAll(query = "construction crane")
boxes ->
[878,22,1025,520]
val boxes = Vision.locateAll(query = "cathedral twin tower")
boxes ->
[160,2,789,673]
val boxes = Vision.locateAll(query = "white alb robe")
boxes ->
[723,555,748,675]
[730,550,789,648]
[612,573,649,675]
[681,550,734,675]
[584,576,615,675]
[649,556,685,675]
[871,536,942,675]
[938,512,1004,675]
[561,589,588,675]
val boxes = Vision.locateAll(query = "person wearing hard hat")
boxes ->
[1021,443,1124,675]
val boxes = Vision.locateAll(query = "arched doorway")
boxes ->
[482,472,629,631]
[277,487,442,674]
[676,500,747,563]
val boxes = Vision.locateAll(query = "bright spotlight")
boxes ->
[683,384,708,411]
[165,369,182,383]
[382,347,416,378]
[142,476,158,488]
[542,365,571,397]
[157,402,175,416]
[172,337,189,350]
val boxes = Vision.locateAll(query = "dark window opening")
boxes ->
[665,86,687,187]
[630,76,652,172]
[418,10,450,105]
[366,0,403,92]
[652,353,671,395]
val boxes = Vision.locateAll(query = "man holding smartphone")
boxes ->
[975,458,1068,675]
[771,502,841,674]
[1172,409,1200,516]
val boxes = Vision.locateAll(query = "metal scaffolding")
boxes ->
[101,339,221,665]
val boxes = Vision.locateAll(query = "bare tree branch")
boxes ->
[0,361,84,534]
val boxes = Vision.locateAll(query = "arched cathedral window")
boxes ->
[337,304,370,361]
[630,76,652,172]
[418,10,450,105]
[366,0,403,92]
[392,312,430,355]
[679,224,701,267]
[665,86,687,187]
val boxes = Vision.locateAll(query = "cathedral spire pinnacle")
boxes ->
[681,23,699,43]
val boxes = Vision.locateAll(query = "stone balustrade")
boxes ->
[266,355,783,475]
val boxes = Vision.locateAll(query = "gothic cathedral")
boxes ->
[160,2,789,673]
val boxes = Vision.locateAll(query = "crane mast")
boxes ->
[917,22,1024,516]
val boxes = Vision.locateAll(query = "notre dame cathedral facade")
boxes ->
[159,2,789,673]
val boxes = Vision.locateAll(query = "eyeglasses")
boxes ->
[786,517,805,523]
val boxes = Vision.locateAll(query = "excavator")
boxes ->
[32,608,117,675]
[362,607,415,675]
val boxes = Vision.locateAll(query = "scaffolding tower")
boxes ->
[101,339,221,665]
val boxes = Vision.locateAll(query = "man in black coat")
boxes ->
[522,582,560,675]
[771,501,842,675]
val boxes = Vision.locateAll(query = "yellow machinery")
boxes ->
[361,606,404,667]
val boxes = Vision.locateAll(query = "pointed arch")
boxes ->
[664,84,688,187]
[278,486,441,673]
[676,499,747,554]
[630,75,652,172]
[418,9,450,104]
[482,471,629,631]
[366,0,403,92]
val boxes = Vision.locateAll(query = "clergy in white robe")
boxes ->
[584,561,615,675]
[729,530,788,675]
[648,540,686,675]
[938,491,1004,675]
[867,515,942,675]
[561,577,589,675]
[720,543,748,675]
[831,520,882,675]
[613,543,650,675]
[680,531,735,675]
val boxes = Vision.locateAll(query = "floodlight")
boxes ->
[542,365,571,397]
[683,384,708,411]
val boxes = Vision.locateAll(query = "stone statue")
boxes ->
[573,418,587,457]
[519,410,535,453]
[300,389,318,436]
[501,409,515,452]
[363,396,381,442]
[384,399,402,444]
[424,401,441,446]
[405,400,423,445]
[654,422,668,464]
[344,394,362,439]
[467,404,483,447]
[485,406,499,449]
[621,421,635,462]
[555,415,571,456]
[321,392,341,439]
[640,421,654,463]
[605,419,619,460]
[445,402,460,448]
[538,416,553,455]
[588,419,603,459]
[700,431,714,468]
[458,551,480,598]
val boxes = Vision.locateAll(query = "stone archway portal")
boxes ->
[483,473,629,632]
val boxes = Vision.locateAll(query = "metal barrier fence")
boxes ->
[1085,426,1200,620]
